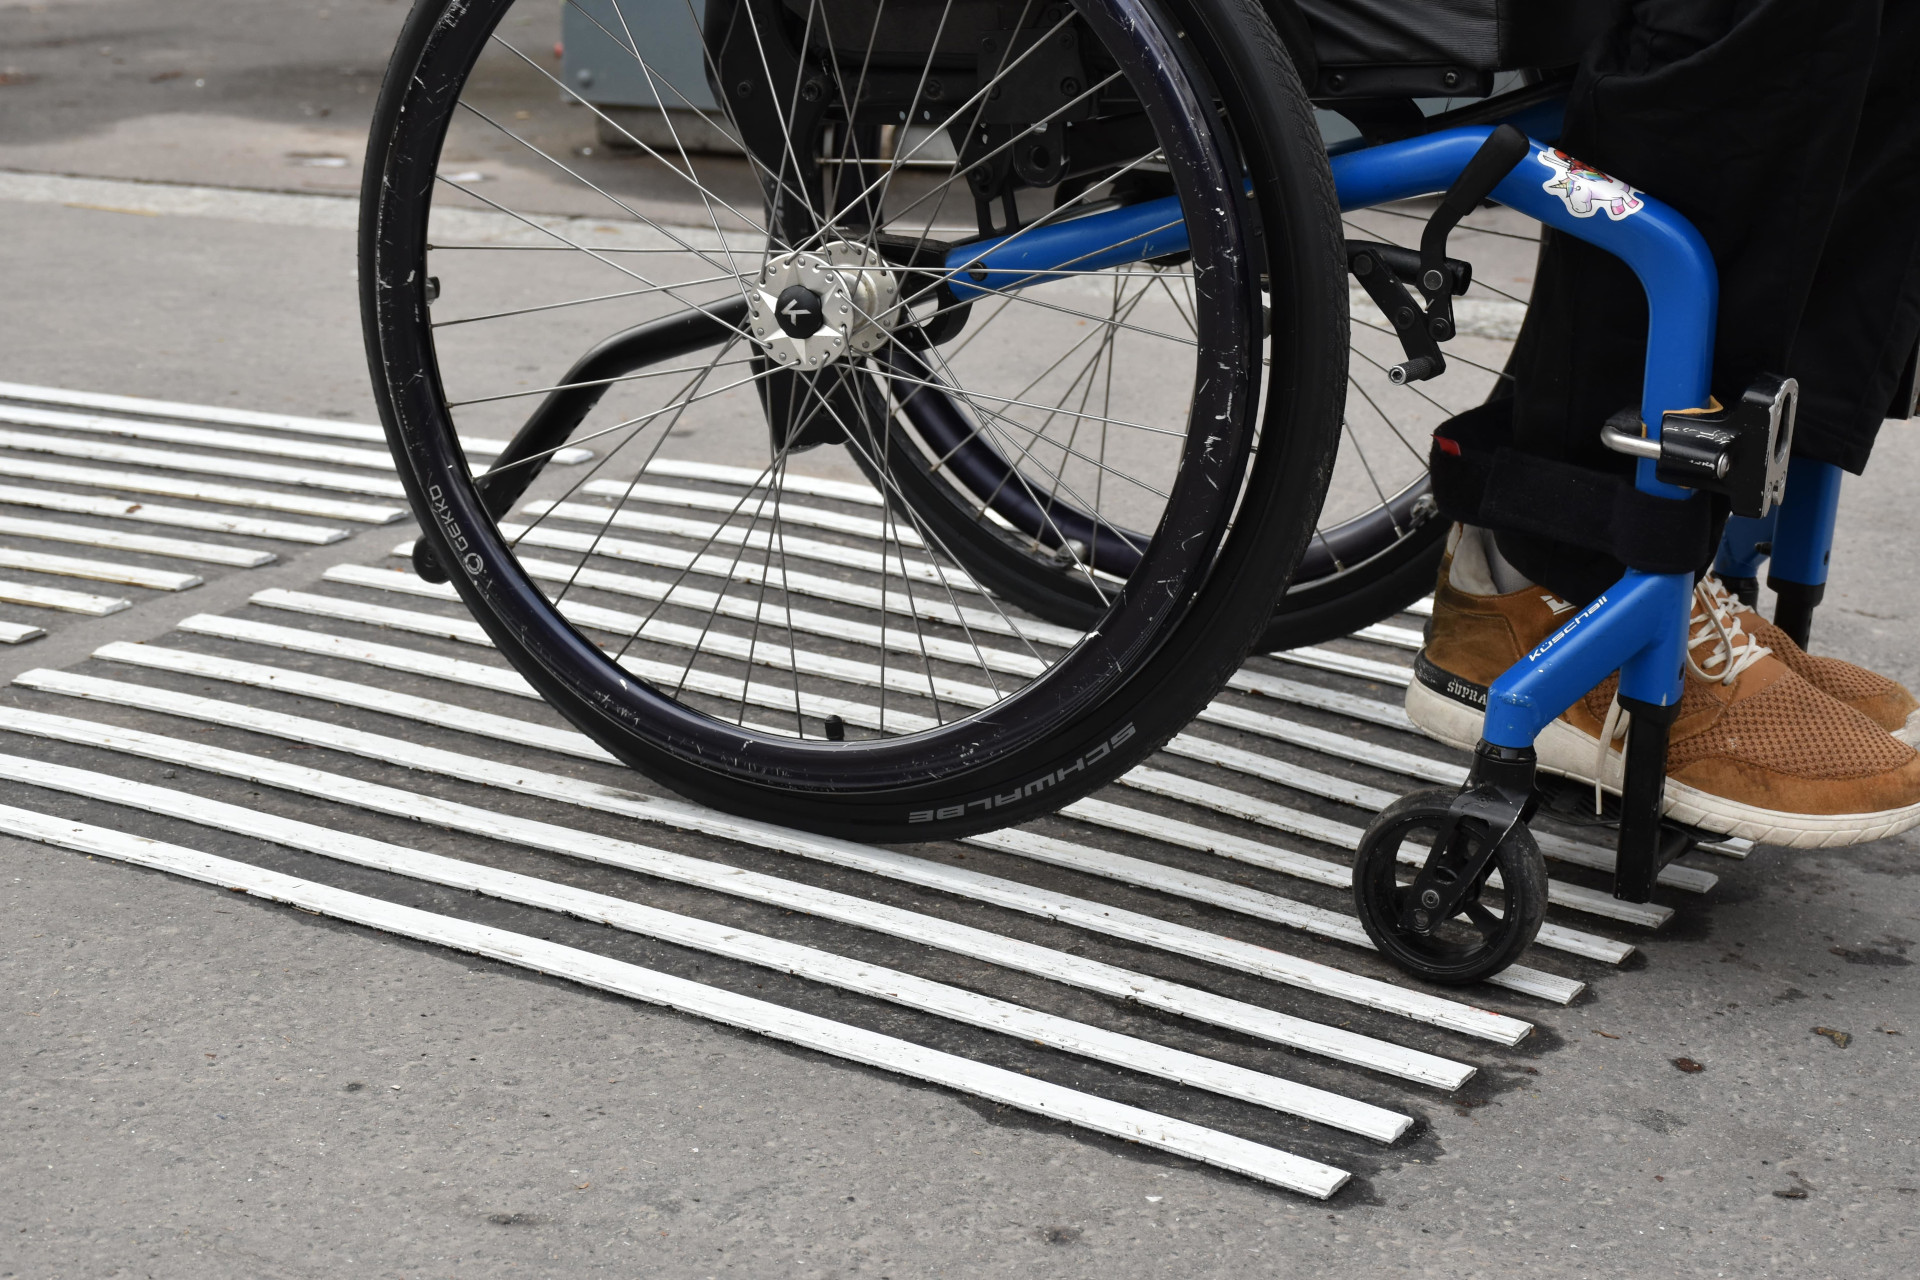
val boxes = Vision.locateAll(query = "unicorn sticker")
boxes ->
[1538,148,1644,220]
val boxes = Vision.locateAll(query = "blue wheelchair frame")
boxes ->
[1715,457,1842,646]
[943,124,1846,898]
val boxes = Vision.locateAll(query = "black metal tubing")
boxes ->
[1399,741,1536,931]
[884,344,1149,576]
[413,299,748,582]
[1613,695,1681,902]
[1769,576,1825,650]
[1289,476,1433,583]
[474,299,751,518]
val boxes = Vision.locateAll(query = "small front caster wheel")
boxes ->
[1353,788,1549,985]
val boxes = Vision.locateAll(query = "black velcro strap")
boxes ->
[1429,400,1715,575]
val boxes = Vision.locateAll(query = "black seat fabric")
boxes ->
[1294,0,1617,73]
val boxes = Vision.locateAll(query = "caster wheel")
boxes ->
[1353,788,1549,985]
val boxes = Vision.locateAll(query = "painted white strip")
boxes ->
[348,561,1622,906]
[1353,624,1424,652]
[0,705,1475,1087]
[269,580,1685,910]
[0,428,408,498]
[254,587,492,643]
[1530,829,1718,893]
[969,827,1583,1004]
[555,486,922,544]
[0,514,271,567]
[180,613,534,692]
[334,565,1005,709]
[1,755,1408,1142]
[1165,733,1398,811]
[1061,796,1632,965]
[392,535,1076,647]
[0,620,45,644]
[1196,703,1461,785]
[327,560,1047,680]
[1203,693,1711,891]
[1201,698,1713,893]
[0,579,129,615]
[323,568,1688,914]
[642,458,885,506]
[502,512,984,596]
[1223,670,1417,732]
[1405,597,1435,617]
[1122,767,1673,929]
[0,547,200,591]
[249,585,1678,919]
[1168,733,1708,895]
[1273,646,1414,687]
[0,803,1347,1196]
[230,596,933,735]
[7,674,1535,1045]
[86,637,1582,1002]
[1066,797,1354,892]
[156,618,1629,967]
[1125,767,1411,851]
[1694,836,1752,860]
[0,483,346,543]
[370,551,1465,842]
[93,642,616,763]
[0,381,589,464]
[0,455,402,523]
[0,404,401,472]
[1112,772,1639,957]
[362,563,1474,792]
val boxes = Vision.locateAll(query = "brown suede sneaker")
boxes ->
[1408,537,1920,848]
[1699,575,1920,738]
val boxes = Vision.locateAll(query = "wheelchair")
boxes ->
[359,0,1883,984]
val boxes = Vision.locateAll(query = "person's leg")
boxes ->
[1784,0,1920,469]
[1406,3,1920,843]
[1493,0,1885,601]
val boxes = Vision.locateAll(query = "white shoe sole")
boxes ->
[1406,673,1920,849]
[1895,708,1920,748]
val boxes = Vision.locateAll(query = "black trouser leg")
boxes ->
[1489,0,1920,604]
[1783,0,1920,469]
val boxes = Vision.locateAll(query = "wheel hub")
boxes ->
[748,242,901,368]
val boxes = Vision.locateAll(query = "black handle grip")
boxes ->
[1420,124,1531,277]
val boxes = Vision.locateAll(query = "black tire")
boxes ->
[1352,787,1548,985]
[360,0,1346,840]
[873,137,1538,653]
[1254,496,1447,651]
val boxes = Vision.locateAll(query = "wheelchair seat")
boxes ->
[1290,0,1616,98]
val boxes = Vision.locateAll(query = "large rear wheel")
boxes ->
[360,0,1345,839]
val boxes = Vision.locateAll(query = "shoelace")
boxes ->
[1688,576,1772,685]
[1593,696,1629,815]
[1589,577,1772,812]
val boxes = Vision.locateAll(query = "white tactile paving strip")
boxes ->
[0,382,594,639]
[0,387,1749,1198]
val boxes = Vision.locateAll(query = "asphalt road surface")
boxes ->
[2,3,1918,1277]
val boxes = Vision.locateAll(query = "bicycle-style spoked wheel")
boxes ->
[1254,191,1540,650]
[837,161,1542,645]
[360,0,1345,840]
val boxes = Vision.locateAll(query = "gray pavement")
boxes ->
[3,4,1920,1278]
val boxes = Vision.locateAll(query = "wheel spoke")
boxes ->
[1463,899,1504,942]
[430,275,740,329]
[385,0,1265,758]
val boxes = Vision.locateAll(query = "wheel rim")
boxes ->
[1275,183,1539,613]
[362,0,1271,795]
[900,121,1543,637]
[1358,805,1529,978]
